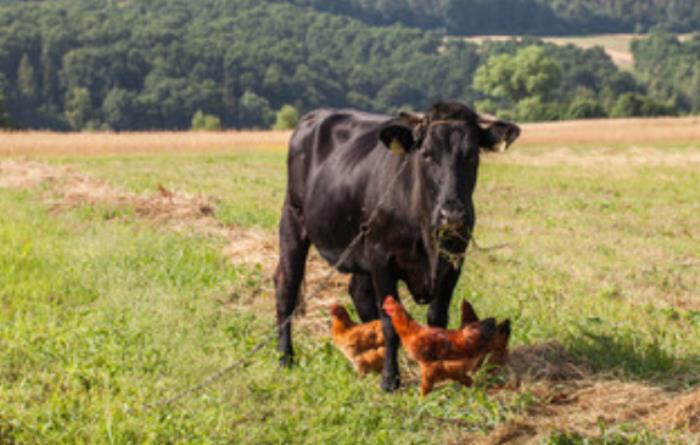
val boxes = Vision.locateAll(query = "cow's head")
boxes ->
[379,102,520,237]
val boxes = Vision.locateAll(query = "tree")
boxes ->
[610,93,675,118]
[0,0,694,130]
[102,88,137,131]
[64,87,92,130]
[512,96,560,122]
[0,93,10,128]
[237,91,274,129]
[16,53,36,99]
[191,110,222,131]
[474,45,563,121]
[567,98,607,119]
[690,64,700,112]
[474,46,562,105]
[273,104,300,130]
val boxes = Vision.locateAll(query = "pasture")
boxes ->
[1,118,700,444]
[460,33,695,69]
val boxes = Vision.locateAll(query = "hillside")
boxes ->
[281,0,700,35]
[0,0,699,130]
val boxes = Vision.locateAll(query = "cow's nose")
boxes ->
[439,208,465,226]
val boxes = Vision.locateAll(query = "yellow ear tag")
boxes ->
[390,137,406,155]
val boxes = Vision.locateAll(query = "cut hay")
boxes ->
[222,226,349,334]
[0,160,349,335]
[462,343,700,443]
[646,389,700,433]
[0,160,218,229]
[0,160,70,188]
[506,342,588,384]
[470,382,700,444]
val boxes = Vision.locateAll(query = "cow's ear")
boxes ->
[379,120,415,155]
[478,114,521,152]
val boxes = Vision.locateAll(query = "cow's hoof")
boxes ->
[279,354,294,368]
[381,374,401,392]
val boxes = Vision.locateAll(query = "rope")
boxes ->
[140,153,509,410]
[141,157,410,411]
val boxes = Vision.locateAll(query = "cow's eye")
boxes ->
[422,150,435,162]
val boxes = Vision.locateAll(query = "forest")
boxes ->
[285,0,700,35]
[0,0,699,130]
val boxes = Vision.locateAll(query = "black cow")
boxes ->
[274,101,520,391]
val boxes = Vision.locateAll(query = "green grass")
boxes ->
[2,144,700,443]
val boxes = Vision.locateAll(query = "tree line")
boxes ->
[282,0,700,35]
[0,0,698,131]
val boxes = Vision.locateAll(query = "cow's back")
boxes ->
[286,109,395,269]
[286,108,392,211]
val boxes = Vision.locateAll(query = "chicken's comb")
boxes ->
[382,296,399,313]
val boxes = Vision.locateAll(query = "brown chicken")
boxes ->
[383,296,507,396]
[459,300,511,370]
[329,304,385,376]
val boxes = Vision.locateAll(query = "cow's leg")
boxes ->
[274,203,310,367]
[427,267,461,328]
[348,273,380,322]
[370,267,400,392]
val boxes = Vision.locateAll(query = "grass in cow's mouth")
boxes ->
[1,130,700,443]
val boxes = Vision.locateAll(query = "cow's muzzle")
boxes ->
[438,208,466,229]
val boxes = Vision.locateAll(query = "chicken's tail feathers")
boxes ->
[497,319,511,339]
[459,299,479,327]
[478,317,498,343]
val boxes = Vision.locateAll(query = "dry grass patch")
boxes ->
[0,159,346,335]
[0,130,291,156]
[516,116,700,148]
[457,343,700,443]
[489,146,700,168]
[470,383,700,444]
[0,159,218,228]
[2,116,700,158]
[221,225,349,334]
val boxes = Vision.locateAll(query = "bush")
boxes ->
[64,87,92,131]
[567,98,607,119]
[191,110,222,131]
[610,93,675,118]
[513,96,560,122]
[237,91,274,129]
[273,104,300,130]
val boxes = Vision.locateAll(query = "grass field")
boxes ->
[1,118,700,444]
[460,33,695,69]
